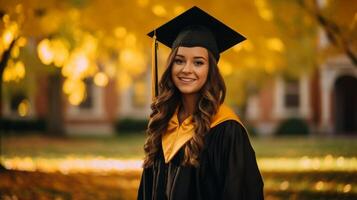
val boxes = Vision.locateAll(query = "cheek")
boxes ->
[171,65,179,85]
[171,64,180,75]
[199,67,209,84]
[171,66,176,78]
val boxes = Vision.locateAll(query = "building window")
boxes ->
[79,78,94,109]
[284,79,300,108]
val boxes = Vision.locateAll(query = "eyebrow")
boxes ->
[175,54,207,61]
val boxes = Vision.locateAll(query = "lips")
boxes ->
[178,77,197,83]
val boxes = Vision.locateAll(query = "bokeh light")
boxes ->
[18,99,30,117]
[2,60,26,82]
[37,39,54,65]
[94,72,109,87]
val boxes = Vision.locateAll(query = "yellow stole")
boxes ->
[161,104,243,163]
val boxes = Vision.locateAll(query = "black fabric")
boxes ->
[147,6,246,61]
[137,120,264,200]
[172,25,219,61]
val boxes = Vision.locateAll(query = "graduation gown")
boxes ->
[138,105,264,200]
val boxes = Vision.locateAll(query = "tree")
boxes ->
[298,0,357,66]
[0,38,18,115]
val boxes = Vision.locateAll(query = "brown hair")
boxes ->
[143,47,226,167]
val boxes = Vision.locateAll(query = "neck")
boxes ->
[179,93,198,120]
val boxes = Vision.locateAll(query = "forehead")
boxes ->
[176,46,208,58]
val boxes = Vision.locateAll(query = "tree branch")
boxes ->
[0,37,18,117]
[298,0,357,66]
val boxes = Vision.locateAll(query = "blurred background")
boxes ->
[0,0,356,199]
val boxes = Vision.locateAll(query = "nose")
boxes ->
[181,62,193,73]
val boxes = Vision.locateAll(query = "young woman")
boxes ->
[138,6,264,200]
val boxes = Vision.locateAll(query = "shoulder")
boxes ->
[213,119,244,129]
[207,120,249,146]
[210,104,244,129]
[207,104,251,145]
[211,120,246,136]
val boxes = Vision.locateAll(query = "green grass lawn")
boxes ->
[252,136,357,158]
[1,133,356,200]
[1,133,146,159]
[1,133,356,159]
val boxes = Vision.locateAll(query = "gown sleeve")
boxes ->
[214,121,264,200]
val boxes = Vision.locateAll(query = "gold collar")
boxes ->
[161,104,243,163]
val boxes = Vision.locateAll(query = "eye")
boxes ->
[174,58,184,65]
[194,60,204,66]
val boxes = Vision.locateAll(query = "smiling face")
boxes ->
[171,46,209,96]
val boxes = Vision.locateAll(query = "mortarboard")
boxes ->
[148,6,246,100]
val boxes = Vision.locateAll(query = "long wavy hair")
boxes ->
[143,47,226,167]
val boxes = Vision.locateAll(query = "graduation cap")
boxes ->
[148,6,246,99]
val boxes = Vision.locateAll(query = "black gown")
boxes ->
[137,120,264,200]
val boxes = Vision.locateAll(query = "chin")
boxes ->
[177,87,200,95]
